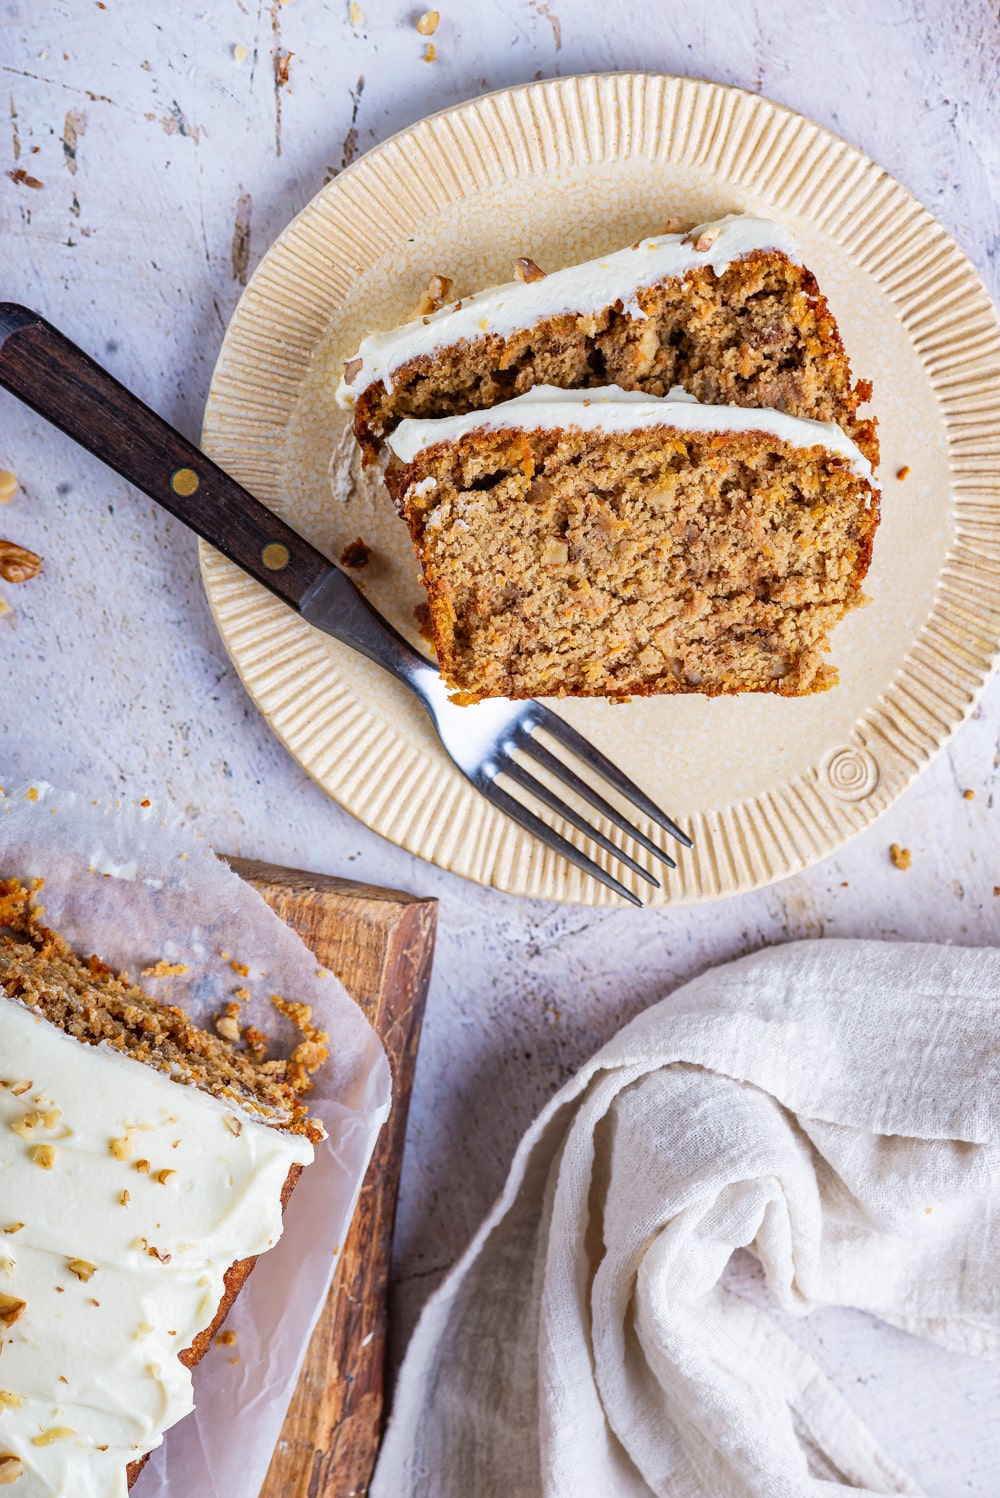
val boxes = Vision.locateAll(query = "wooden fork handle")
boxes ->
[0,302,330,611]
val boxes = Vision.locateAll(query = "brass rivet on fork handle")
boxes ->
[170,467,200,496]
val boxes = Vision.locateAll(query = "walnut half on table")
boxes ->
[0,541,41,585]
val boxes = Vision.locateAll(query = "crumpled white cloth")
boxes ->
[374,939,1000,1498]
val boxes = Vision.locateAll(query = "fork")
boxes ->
[0,304,691,905]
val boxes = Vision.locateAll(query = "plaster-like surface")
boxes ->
[2,2,999,1490]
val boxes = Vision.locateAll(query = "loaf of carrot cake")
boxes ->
[383,386,879,703]
[0,878,326,1495]
[337,214,877,470]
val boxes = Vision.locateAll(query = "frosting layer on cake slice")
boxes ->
[384,386,880,703]
[0,999,313,1497]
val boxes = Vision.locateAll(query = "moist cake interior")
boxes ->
[388,423,877,702]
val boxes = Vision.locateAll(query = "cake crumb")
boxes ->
[141,960,190,977]
[423,42,436,62]
[340,537,372,569]
[416,9,439,33]
[889,843,912,871]
[215,1328,238,1346]
[233,43,249,63]
[349,0,363,24]
[963,788,975,800]
[896,465,911,481]
[0,472,18,504]
[276,51,293,86]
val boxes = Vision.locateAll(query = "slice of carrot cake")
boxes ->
[383,385,879,703]
[0,878,325,1495]
[338,215,876,469]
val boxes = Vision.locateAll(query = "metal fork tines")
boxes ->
[458,700,693,907]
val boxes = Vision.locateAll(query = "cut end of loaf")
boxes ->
[0,878,326,1144]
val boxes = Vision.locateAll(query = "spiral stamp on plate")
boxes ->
[822,746,880,802]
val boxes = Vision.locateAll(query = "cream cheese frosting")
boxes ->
[0,999,313,1497]
[386,384,874,483]
[335,214,803,407]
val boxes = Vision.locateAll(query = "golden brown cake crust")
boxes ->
[386,423,879,703]
[351,251,878,471]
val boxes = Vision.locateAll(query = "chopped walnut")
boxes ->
[0,542,41,584]
[134,1159,150,1174]
[216,1014,241,1043]
[683,225,720,252]
[342,355,362,386]
[0,1455,24,1484]
[0,1392,23,1408]
[156,1169,176,1186]
[416,9,439,33]
[9,1082,32,1098]
[513,256,546,283]
[110,1137,131,1161]
[3,1225,23,1236]
[31,1144,55,1169]
[409,273,453,320]
[66,1260,97,1283]
[661,216,689,234]
[119,1190,130,1207]
[32,1428,77,1447]
[223,1115,243,1138]
[0,1295,25,1328]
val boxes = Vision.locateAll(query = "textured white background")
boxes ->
[2,1,999,1491]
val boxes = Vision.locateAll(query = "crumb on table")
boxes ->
[339,537,372,569]
[889,843,912,871]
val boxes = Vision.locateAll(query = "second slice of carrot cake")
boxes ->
[384,385,880,703]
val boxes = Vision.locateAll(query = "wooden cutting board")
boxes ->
[226,857,437,1498]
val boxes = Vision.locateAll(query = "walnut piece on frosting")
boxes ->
[0,1294,25,1328]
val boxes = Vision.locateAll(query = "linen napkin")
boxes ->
[373,939,1000,1497]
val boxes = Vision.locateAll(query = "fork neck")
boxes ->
[300,566,442,695]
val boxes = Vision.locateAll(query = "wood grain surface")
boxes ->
[228,858,437,1498]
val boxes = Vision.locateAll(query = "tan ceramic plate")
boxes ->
[201,74,1000,906]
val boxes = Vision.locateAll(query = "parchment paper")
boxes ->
[0,781,392,1498]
